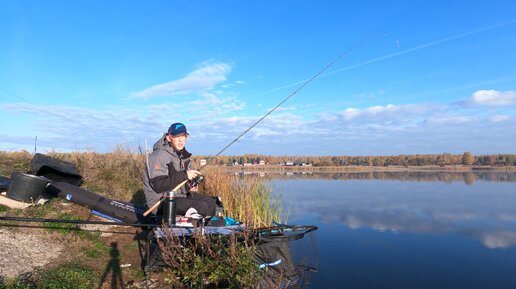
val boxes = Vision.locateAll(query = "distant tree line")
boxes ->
[193,152,516,167]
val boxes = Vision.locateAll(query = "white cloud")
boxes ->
[426,115,473,125]
[207,113,308,139]
[1,103,163,135]
[341,108,360,120]
[0,103,165,152]
[0,84,250,151]
[132,62,231,99]
[491,115,511,122]
[267,105,296,112]
[470,89,516,106]
[337,103,440,123]
[191,93,245,111]
[2,87,516,155]
[366,104,396,114]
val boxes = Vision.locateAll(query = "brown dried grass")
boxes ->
[202,167,284,228]
[1,150,284,226]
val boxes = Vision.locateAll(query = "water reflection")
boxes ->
[274,173,516,249]
[237,170,516,184]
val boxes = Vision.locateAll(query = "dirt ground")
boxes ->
[0,199,159,288]
[0,227,63,278]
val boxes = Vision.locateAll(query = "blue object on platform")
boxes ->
[223,217,240,225]
[91,210,124,223]
[210,216,240,226]
[258,259,282,269]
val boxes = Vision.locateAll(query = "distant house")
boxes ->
[259,160,265,165]
[200,159,207,166]
[243,163,253,166]
[285,161,294,166]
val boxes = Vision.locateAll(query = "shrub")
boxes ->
[157,230,262,288]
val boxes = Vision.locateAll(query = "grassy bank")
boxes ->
[0,150,284,288]
[1,262,99,289]
[1,149,284,226]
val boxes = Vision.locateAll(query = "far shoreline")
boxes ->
[220,164,516,173]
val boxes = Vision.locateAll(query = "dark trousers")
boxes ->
[174,193,218,217]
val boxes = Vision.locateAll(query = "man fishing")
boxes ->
[143,122,218,219]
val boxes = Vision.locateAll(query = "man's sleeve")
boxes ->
[148,153,188,194]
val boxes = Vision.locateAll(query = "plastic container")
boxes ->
[7,172,51,203]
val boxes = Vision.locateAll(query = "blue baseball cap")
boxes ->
[168,122,189,136]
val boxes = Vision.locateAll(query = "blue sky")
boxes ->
[1,1,515,156]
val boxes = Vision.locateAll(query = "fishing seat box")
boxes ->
[30,153,83,186]
[6,172,51,202]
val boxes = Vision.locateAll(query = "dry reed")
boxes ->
[202,167,284,228]
[1,150,285,225]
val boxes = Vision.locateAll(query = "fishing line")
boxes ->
[0,86,83,152]
[204,34,398,164]
[0,87,33,103]
[245,34,400,100]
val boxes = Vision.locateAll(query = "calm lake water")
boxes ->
[267,171,516,289]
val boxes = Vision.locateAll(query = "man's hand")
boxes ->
[186,169,202,180]
[189,185,199,192]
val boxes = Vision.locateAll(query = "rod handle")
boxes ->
[142,180,188,217]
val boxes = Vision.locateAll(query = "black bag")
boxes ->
[0,176,10,191]
[30,153,83,186]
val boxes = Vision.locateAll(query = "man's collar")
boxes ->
[174,147,192,158]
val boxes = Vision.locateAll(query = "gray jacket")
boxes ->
[143,134,193,212]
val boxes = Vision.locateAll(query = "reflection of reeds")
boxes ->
[202,167,284,228]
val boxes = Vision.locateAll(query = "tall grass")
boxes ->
[0,148,145,202]
[202,167,284,228]
[52,146,146,202]
[1,150,284,225]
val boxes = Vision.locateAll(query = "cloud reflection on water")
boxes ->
[272,172,516,249]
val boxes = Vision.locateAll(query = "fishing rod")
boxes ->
[203,35,376,165]
[0,216,161,227]
[143,36,389,217]
[142,38,375,217]
[1,37,388,226]
[0,216,316,241]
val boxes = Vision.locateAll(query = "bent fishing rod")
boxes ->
[205,36,375,163]
[1,36,388,225]
[143,36,387,216]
